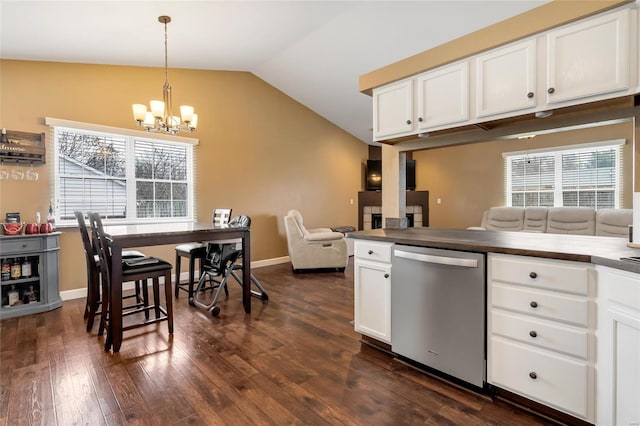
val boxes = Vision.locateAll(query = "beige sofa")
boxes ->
[470,206,632,238]
[283,210,348,272]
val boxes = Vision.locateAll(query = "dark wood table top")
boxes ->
[349,227,640,273]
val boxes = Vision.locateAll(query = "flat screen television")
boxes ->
[366,159,416,191]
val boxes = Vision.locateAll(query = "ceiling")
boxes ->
[0,0,548,144]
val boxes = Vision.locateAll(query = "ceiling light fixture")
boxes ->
[132,15,197,134]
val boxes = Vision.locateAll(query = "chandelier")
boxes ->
[132,15,198,134]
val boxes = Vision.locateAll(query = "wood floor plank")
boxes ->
[0,261,557,425]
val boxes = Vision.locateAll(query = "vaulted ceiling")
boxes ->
[0,1,547,143]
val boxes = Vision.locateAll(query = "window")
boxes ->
[504,140,623,209]
[47,118,197,225]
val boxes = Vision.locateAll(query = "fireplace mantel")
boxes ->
[357,191,429,231]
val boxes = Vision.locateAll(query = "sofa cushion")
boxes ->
[523,207,548,232]
[483,207,524,231]
[596,208,632,237]
[546,207,595,235]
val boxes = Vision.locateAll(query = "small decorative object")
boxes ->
[39,223,52,234]
[24,223,39,234]
[47,201,55,231]
[2,222,23,235]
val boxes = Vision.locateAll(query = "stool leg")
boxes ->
[164,271,174,334]
[86,267,99,331]
[174,253,182,298]
[142,279,150,320]
[153,277,161,319]
[188,256,196,299]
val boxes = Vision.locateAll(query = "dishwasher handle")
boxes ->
[394,249,478,268]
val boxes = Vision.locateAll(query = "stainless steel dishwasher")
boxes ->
[391,245,486,388]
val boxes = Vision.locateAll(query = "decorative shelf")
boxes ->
[0,130,46,164]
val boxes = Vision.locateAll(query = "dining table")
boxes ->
[103,222,251,352]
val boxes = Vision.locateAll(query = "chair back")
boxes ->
[203,243,241,275]
[74,211,96,263]
[213,208,232,226]
[87,212,112,285]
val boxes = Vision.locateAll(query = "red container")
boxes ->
[25,223,39,234]
[39,223,52,234]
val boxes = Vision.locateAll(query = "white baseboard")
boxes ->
[60,255,291,301]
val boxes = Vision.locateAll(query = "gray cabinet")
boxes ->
[0,233,61,319]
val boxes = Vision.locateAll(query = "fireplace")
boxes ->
[358,191,429,231]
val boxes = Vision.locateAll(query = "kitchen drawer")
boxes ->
[354,240,393,263]
[490,254,590,296]
[491,282,588,327]
[489,336,590,420]
[491,310,588,359]
[0,237,43,254]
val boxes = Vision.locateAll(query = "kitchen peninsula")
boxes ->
[349,228,640,425]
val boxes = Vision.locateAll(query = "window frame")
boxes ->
[46,117,198,226]
[503,139,624,209]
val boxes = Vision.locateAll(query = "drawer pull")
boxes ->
[529,271,537,279]
[22,243,28,248]
[384,273,389,279]
[529,330,537,338]
[529,301,538,308]
[368,250,374,255]
[529,372,538,380]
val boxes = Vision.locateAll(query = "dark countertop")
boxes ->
[348,227,640,274]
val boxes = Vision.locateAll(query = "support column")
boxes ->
[381,144,407,229]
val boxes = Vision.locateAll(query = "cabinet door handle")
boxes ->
[527,92,534,98]
[529,330,537,338]
[384,273,389,279]
[530,301,538,308]
[406,119,412,125]
[529,271,537,279]
[547,87,555,94]
[418,117,423,122]
[368,250,374,255]
[529,372,538,380]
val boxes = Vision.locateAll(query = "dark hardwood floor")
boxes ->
[0,261,556,425]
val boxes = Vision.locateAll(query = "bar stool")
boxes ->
[75,211,146,332]
[88,213,174,351]
[174,208,232,299]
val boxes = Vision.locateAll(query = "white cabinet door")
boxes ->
[354,258,391,343]
[373,79,413,140]
[476,39,537,118]
[596,266,640,426]
[546,8,630,105]
[417,61,469,131]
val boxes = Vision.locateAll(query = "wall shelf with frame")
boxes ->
[0,130,46,164]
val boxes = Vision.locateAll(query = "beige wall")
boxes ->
[0,60,367,292]
[413,121,634,229]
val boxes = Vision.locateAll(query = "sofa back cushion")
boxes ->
[595,208,632,237]
[483,207,524,231]
[523,207,548,232]
[546,207,595,235]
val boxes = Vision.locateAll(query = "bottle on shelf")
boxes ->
[21,257,32,278]
[1,259,10,281]
[7,285,19,306]
[0,128,8,144]
[47,201,56,231]
[10,258,21,280]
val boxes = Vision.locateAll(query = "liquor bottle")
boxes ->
[7,285,19,306]
[10,258,21,280]
[0,128,8,144]
[21,257,32,278]
[47,201,56,231]
[0,259,10,281]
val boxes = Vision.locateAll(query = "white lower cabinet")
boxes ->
[595,265,640,426]
[353,240,393,344]
[487,253,595,422]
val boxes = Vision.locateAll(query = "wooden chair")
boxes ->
[88,213,174,351]
[75,211,146,332]
[174,208,232,299]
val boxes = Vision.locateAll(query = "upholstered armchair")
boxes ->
[284,210,348,272]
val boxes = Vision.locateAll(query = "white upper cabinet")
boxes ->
[417,61,470,130]
[546,8,631,105]
[373,79,414,140]
[476,39,537,118]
